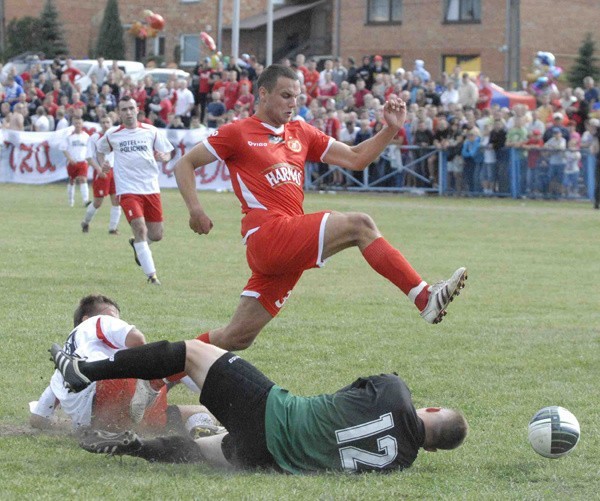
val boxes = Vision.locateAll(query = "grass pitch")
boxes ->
[0,183,598,500]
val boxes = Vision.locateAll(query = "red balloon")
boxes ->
[201,31,216,52]
[147,13,165,31]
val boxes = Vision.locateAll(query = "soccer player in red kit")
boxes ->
[174,65,467,351]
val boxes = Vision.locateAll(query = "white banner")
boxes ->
[0,125,232,191]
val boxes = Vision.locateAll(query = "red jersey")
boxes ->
[304,71,320,98]
[198,69,213,94]
[224,81,240,110]
[204,116,333,236]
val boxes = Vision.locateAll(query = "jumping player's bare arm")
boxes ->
[323,97,407,171]
[174,143,218,235]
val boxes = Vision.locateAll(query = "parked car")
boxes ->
[142,68,191,85]
[72,60,145,91]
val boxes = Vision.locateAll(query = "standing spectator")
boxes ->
[149,87,173,124]
[563,138,582,198]
[583,76,599,107]
[356,56,372,86]
[223,71,240,111]
[4,74,24,109]
[33,106,51,131]
[346,56,358,84]
[90,57,109,85]
[413,60,430,83]
[543,112,569,142]
[461,129,481,193]
[206,90,226,128]
[446,119,465,194]
[457,73,478,110]
[174,78,195,127]
[235,83,255,115]
[489,119,508,194]
[505,116,529,195]
[195,58,213,123]
[303,59,320,100]
[96,97,174,285]
[100,83,117,112]
[544,127,567,199]
[62,58,82,84]
[523,129,545,198]
[318,59,334,86]
[526,109,546,137]
[60,116,90,207]
[476,76,493,111]
[413,120,434,187]
[54,107,69,130]
[368,55,390,90]
[331,57,348,88]
[480,124,496,195]
[81,115,121,235]
[353,78,370,108]
[317,71,338,106]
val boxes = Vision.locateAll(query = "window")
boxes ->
[443,55,481,75]
[180,34,200,65]
[367,0,402,24]
[444,0,481,23]
[154,36,166,57]
[135,38,146,61]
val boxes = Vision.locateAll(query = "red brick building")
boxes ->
[3,0,599,87]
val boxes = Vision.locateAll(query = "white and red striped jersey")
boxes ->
[86,131,114,167]
[49,315,135,428]
[97,122,174,195]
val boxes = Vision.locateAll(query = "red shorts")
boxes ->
[120,193,163,223]
[92,170,116,198]
[92,378,168,431]
[67,161,89,180]
[244,211,330,316]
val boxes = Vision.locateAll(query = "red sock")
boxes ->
[161,333,211,385]
[196,332,211,344]
[362,237,429,310]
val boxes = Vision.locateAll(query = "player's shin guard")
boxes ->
[80,340,186,382]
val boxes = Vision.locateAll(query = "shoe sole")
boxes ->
[431,268,468,324]
[129,238,141,266]
[82,430,138,455]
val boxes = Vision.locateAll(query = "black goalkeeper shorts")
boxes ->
[200,352,279,470]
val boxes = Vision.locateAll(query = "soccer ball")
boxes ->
[528,406,580,458]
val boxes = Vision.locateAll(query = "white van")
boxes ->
[72,59,145,91]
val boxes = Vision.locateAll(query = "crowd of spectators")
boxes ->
[1,53,599,199]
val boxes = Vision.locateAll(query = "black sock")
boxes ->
[132,435,205,463]
[80,340,186,381]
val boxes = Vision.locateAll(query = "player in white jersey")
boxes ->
[31,295,219,435]
[96,96,174,285]
[59,116,90,207]
[81,115,122,234]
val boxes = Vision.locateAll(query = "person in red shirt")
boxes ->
[223,71,240,110]
[62,58,83,84]
[149,87,173,123]
[197,60,214,122]
[303,59,320,100]
[173,64,467,353]
[353,78,370,108]
[476,76,493,111]
[235,82,255,115]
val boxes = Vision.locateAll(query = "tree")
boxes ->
[96,0,125,60]
[39,0,69,58]
[568,33,600,88]
[5,17,43,59]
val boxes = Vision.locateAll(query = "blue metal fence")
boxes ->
[304,146,597,201]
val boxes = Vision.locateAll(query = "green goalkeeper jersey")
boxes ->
[265,373,425,475]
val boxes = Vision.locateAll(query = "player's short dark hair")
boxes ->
[118,95,136,105]
[430,409,469,450]
[73,295,120,327]
[256,64,298,92]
